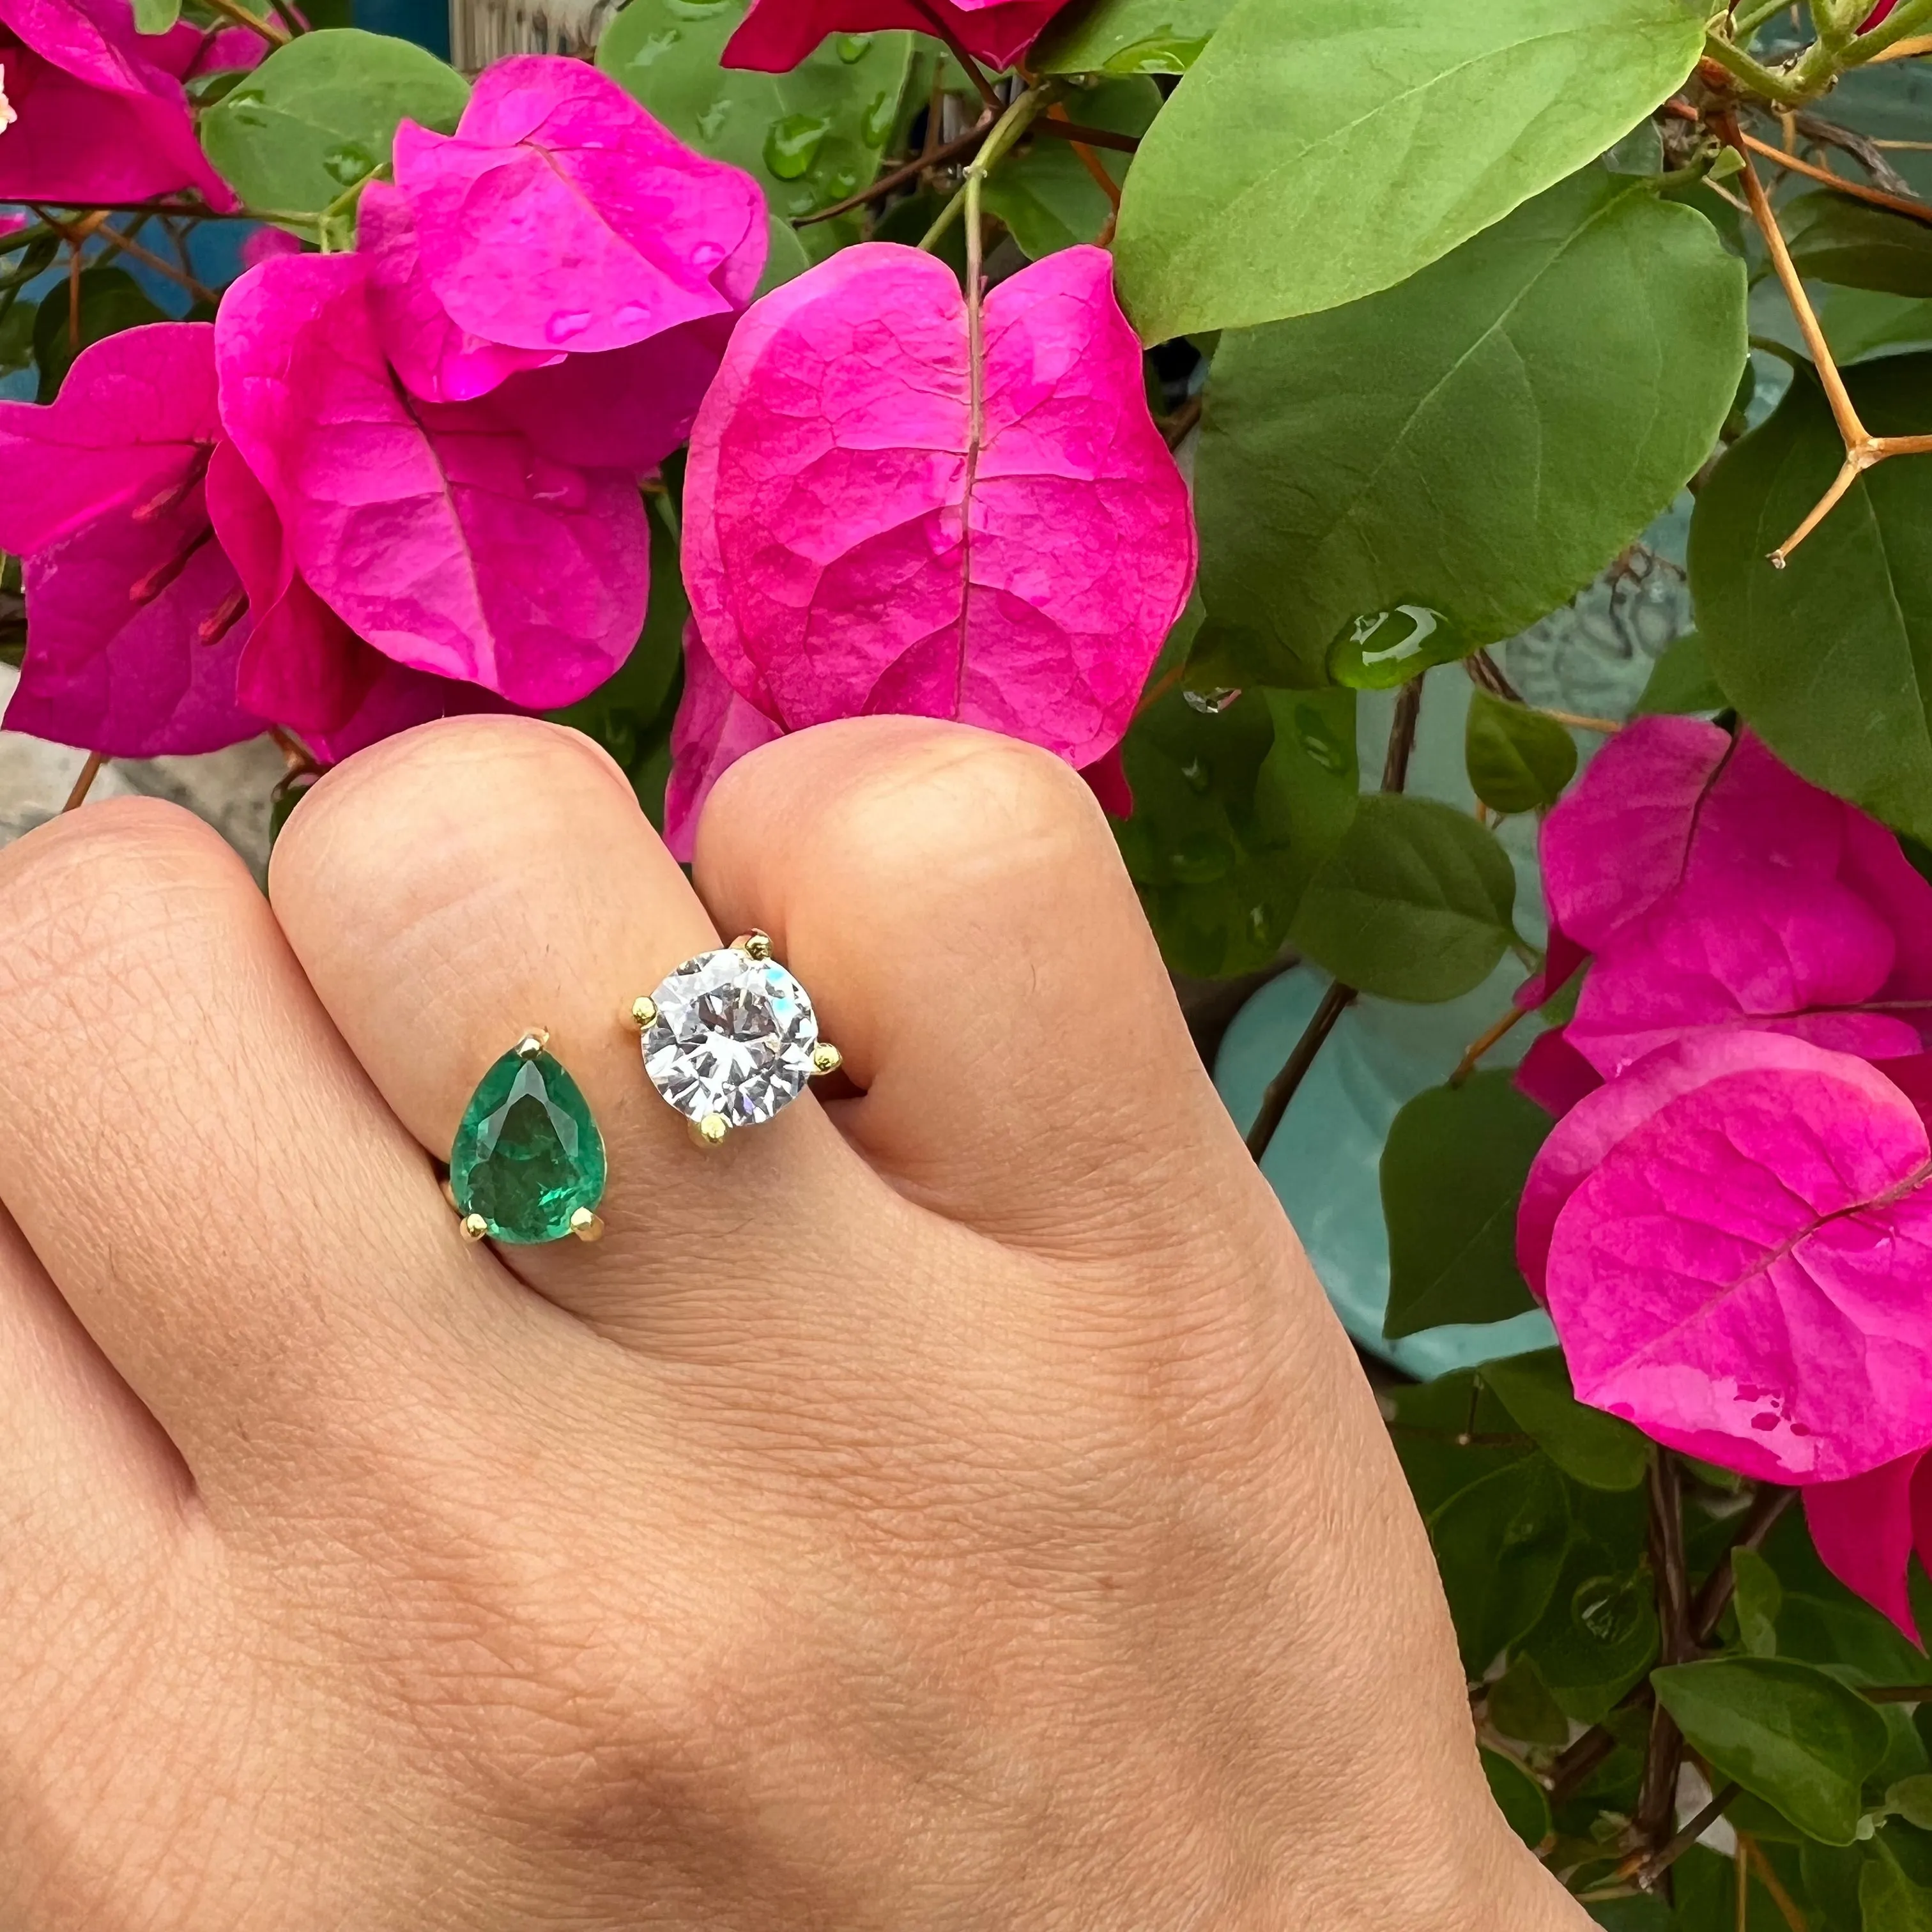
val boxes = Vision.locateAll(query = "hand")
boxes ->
[0,717,1583,1929]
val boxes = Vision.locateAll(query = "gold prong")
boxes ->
[629,995,657,1031]
[569,1207,604,1243]
[735,930,774,961]
[442,1176,460,1211]
[811,1041,843,1077]
[514,1028,549,1060]
[460,1213,490,1243]
[693,1112,730,1147]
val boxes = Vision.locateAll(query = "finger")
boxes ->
[0,799,516,1485]
[268,715,880,1349]
[693,719,1250,1249]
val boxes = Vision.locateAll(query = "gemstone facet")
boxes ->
[641,946,819,1128]
[450,1047,607,1244]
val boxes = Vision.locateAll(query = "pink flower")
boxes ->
[663,619,780,862]
[0,0,240,208]
[682,242,1195,770]
[362,56,763,471]
[239,224,303,272]
[216,250,648,712]
[1805,1451,1931,1641]
[724,0,1066,72]
[0,323,262,755]
[1526,1031,1932,1486]
[1538,718,1932,1079]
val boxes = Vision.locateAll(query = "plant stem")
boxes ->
[1448,1002,1529,1087]
[1721,112,1932,561]
[1858,1685,1932,1702]
[201,0,286,43]
[799,119,991,227]
[1790,110,1915,193]
[1244,980,1356,1161]
[1635,1454,1691,1862]
[907,0,1000,111]
[35,207,217,305]
[1869,31,1932,58]
[1743,129,1932,224]
[1624,1782,1743,1889]
[1738,1835,1809,1932]
[1844,0,1932,65]
[919,82,1059,251]
[1734,0,1799,35]
[1246,678,1426,1162]
[61,752,105,813]
[1690,1485,1794,1641]
[1703,28,1807,104]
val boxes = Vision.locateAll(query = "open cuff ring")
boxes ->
[629,930,841,1146]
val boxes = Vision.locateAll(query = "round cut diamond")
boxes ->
[642,946,819,1126]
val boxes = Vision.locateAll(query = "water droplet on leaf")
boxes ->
[764,112,831,181]
[1573,1574,1644,1646]
[1292,703,1351,774]
[1326,603,1469,690]
[1179,756,1211,795]
[696,98,731,141]
[1168,832,1233,884]
[625,26,680,65]
[1183,686,1241,714]
[836,32,873,60]
[321,142,376,186]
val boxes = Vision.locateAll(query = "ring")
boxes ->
[629,931,842,1146]
[447,1029,608,1243]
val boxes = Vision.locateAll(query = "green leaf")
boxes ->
[1481,1349,1650,1492]
[1466,693,1578,815]
[1386,1370,1534,1519]
[200,30,470,231]
[982,78,1158,259]
[1689,353,1932,845]
[1031,0,1234,73]
[1428,1453,1572,1675]
[1652,1657,1890,1845]
[597,1,910,264]
[0,295,36,379]
[1193,169,1746,684]
[1636,631,1728,716]
[1586,1900,1674,1932]
[1864,1848,1932,1932]
[1894,1780,1932,1832]
[1823,288,1932,364]
[1114,680,1299,979]
[1250,686,1360,905]
[134,0,183,31]
[32,268,165,403]
[1379,1074,1547,1339]
[1490,1653,1570,1747]
[1482,1747,1552,1848]
[547,502,687,822]
[1733,1548,1783,1659]
[1289,794,1516,1002]
[1111,0,1706,340]
[1786,192,1932,300]
[1521,1555,1659,1725]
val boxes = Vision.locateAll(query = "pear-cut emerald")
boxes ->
[449,1047,606,1245]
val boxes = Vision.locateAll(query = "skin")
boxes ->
[0,714,1588,1930]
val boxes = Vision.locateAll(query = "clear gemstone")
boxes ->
[642,946,819,1127]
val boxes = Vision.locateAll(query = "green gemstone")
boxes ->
[449,1048,606,1245]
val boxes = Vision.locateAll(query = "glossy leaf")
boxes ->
[1480,1347,1650,1492]
[1520,1554,1658,1724]
[1114,678,1299,979]
[1427,1453,1572,1676]
[1112,0,1706,339]
[1379,1073,1547,1340]
[1652,1656,1889,1845]
[682,243,1195,769]
[1636,630,1726,715]
[1691,355,1932,845]
[983,78,1158,259]
[1194,171,1745,684]
[1733,1547,1783,1658]
[1487,1655,1570,1746]
[1466,692,1578,815]
[1785,192,1932,300]
[1864,1851,1932,1932]
[596,0,910,261]
[1031,0,1232,72]
[1482,1748,1552,1848]
[1030,0,1231,73]
[200,29,470,229]
[1289,793,1517,1003]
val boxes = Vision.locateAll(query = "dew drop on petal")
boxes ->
[544,309,594,344]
